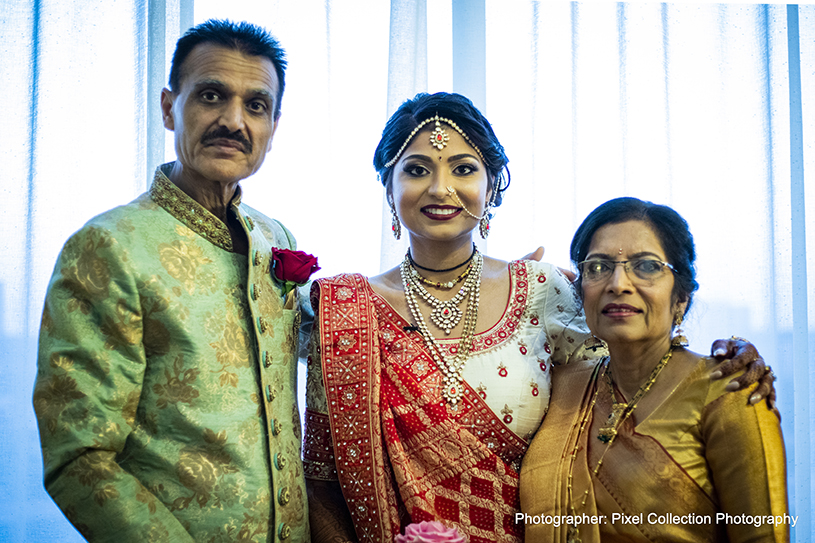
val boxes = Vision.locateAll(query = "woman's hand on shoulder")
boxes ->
[709,337,778,416]
[520,246,576,282]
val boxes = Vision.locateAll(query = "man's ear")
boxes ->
[160,88,176,131]
[267,114,280,152]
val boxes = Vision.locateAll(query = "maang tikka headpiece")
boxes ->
[383,114,485,169]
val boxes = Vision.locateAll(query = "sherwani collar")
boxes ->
[149,162,244,252]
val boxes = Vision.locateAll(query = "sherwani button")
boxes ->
[257,316,267,334]
[278,523,291,540]
[274,453,287,470]
[278,486,290,505]
[272,419,282,435]
[264,351,272,367]
[252,284,261,301]
[266,385,276,402]
[245,215,255,230]
[253,250,263,266]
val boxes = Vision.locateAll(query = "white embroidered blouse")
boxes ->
[436,259,592,441]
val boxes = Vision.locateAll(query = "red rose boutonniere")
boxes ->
[271,248,321,296]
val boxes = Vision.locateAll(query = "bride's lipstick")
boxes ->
[421,205,461,221]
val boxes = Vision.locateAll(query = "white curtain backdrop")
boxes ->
[1,1,812,541]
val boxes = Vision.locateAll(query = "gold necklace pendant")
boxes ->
[598,402,626,443]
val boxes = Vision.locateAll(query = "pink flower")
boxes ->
[395,521,465,543]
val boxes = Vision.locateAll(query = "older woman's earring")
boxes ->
[390,204,402,240]
[671,313,689,347]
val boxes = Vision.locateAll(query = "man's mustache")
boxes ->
[201,128,252,154]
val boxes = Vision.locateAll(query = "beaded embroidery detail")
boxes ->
[149,164,237,252]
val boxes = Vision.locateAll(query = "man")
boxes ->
[33,20,309,542]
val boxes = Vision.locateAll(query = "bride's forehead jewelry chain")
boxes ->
[401,248,483,405]
[565,346,675,543]
[383,114,485,169]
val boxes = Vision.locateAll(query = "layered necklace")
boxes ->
[400,247,483,405]
[404,245,480,335]
[565,347,675,543]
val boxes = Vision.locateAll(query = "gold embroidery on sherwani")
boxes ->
[149,168,234,251]
[101,299,142,350]
[116,217,135,233]
[172,428,239,511]
[121,390,140,427]
[64,450,120,506]
[141,293,171,357]
[207,306,252,387]
[147,524,170,542]
[136,485,158,513]
[33,373,87,434]
[152,354,200,408]
[61,228,114,314]
[159,240,215,295]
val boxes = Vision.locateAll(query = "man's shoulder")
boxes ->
[240,203,296,249]
[83,192,156,225]
[64,192,166,247]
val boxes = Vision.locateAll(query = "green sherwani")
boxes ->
[34,163,309,542]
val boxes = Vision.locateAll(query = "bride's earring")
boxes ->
[390,203,401,240]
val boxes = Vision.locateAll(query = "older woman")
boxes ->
[520,197,788,542]
[304,94,768,543]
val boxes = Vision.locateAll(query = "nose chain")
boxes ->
[446,186,490,220]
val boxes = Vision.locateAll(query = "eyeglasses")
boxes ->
[577,259,677,284]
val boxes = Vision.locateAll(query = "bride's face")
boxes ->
[390,126,490,244]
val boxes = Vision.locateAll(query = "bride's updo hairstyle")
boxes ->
[373,92,511,208]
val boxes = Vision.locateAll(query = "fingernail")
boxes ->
[709,371,722,380]
[713,348,726,357]
[725,381,740,391]
[750,394,761,404]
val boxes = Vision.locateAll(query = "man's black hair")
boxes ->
[169,19,287,119]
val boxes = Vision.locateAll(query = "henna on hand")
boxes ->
[709,336,777,411]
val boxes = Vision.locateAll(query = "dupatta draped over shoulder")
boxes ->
[304,262,591,543]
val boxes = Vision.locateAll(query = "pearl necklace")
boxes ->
[409,260,472,290]
[400,250,483,405]
[406,254,481,335]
